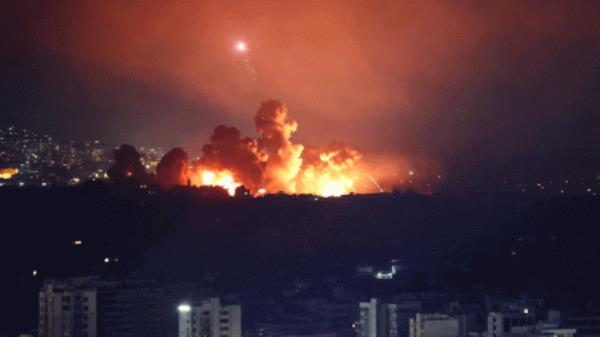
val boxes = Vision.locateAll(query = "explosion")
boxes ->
[104,100,440,196]
[188,100,363,197]
[191,169,240,196]
[107,100,441,196]
[297,145,362,197]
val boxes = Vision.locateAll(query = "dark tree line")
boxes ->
[108,144,188,188]
[108,144,251,197]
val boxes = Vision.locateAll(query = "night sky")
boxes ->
[2,1,599,184]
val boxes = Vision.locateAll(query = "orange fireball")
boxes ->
[190,169,241,196]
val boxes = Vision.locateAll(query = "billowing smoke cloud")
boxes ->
[193,125,264,191]
[111,100,442,195]
[5,1,598,185]
[255,100,303,193]
[297,144,362,196]
[189,100,383,196]
[301,144,362,170]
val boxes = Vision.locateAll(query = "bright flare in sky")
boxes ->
[235,41,248,53]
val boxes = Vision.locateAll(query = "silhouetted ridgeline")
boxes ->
[1,182,598,286]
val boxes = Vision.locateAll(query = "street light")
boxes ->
[178,303,191,313]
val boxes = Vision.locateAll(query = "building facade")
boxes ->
[358,298,399,337]
[487,311,536,337]
[178,298,242,337]
[38,278,98,337]
[409,313,459,337]
[39,276,196,337]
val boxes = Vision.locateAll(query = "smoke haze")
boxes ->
[2,0,599,185]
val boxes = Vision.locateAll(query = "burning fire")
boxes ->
[191,169,241,196]
[110,100,440,195]
[0,168,18,180]
[296,147,361,197]
[149,100,438,197]
[307,173,354,197]
[184,100,364,197]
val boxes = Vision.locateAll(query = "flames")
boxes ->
[307,175,353,197]
[186,100,364,197]
[0,168,18,180]
[296,146,361,197]
[110,99,440,196]
[191,169,241,196]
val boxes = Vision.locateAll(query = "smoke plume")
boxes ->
[255,100,304,193]
[192,125,264,191]
[188,99,370,196]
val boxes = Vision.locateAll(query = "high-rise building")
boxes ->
[178,298,242,337]
[96,279,186,337]
[409,313,459,337]
[357,298,399,337]
[38,277,98,337]
[39,276,196,337]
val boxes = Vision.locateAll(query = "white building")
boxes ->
[38,278,97,337]
[409,313,460,337]
[178,298,242,337]
[358,298,399,337]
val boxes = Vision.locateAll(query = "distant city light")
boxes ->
[408,170,415,176]
[104,257,110,263]
[73,240,82,246]
[32,270,38,277]
[178,303,192,313]
[523,308,529,314]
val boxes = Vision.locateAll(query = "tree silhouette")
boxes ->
[234,185,251,198]
[108,144,148,183]
[156,147,189,189]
